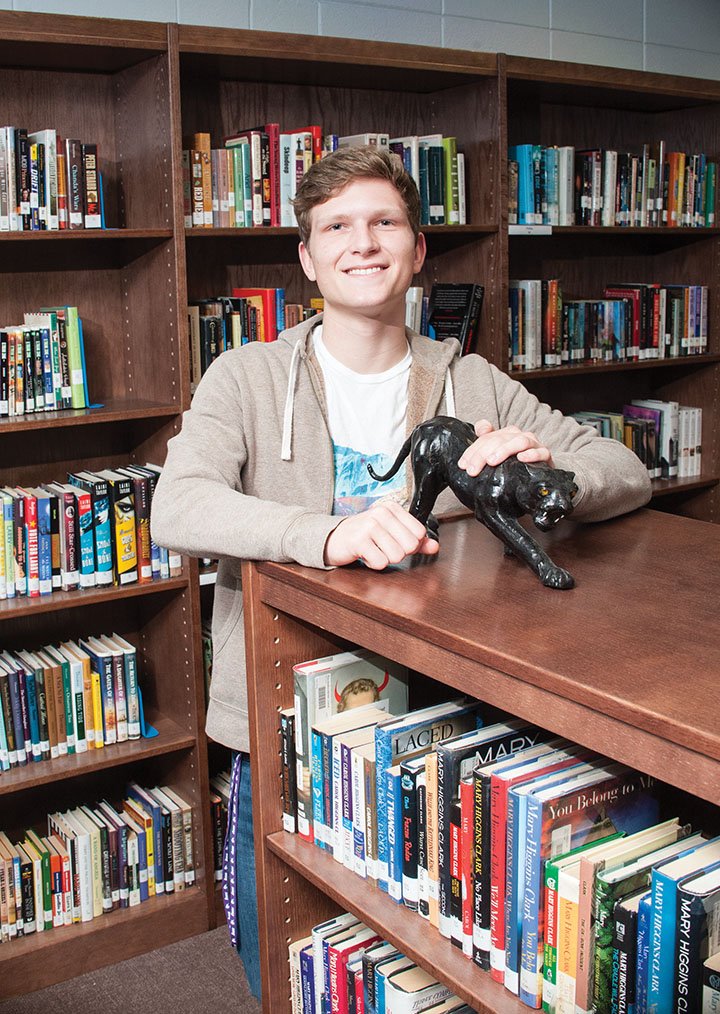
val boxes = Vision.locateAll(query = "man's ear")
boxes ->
[413,232,427,274]
[298,241,317,282]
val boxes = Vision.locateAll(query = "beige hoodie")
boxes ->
[151,316,651,751]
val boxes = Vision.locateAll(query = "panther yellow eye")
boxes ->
[538,486,549,497]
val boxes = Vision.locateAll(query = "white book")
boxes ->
[72,807,104,918]
[457,151,466,225]
[28,129,58,230]
[279,132,296,227]
[558,146,575,226]
[632,398,679,477]
[385,965,452,1014]
[601,150,617,227]
[405,286,423,332]
[288,934,313,1013]
[4,128,18,230]
[59,810,93,922]
[160,785,195,885]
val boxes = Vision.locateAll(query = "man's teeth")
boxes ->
[346,266,383,275]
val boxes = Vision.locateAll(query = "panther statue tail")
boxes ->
[366,435,413,482]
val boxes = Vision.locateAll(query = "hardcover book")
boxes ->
[293,649,408,844]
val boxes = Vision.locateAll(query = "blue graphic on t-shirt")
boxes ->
[332,442,405,516]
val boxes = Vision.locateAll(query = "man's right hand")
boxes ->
[323,501,439,569]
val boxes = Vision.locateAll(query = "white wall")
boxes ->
[5,0,720,79]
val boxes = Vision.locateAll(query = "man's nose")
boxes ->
[350,222,379,253]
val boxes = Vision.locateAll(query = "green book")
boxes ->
[592,832,706,1013]
[542,832,623,1013]
[442,136,459,226]
[24,830,52,930]
[42,306,84,408]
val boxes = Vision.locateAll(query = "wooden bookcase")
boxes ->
[243,510,720,1012]
[2,8,720,1001]
[0,14,211,999]
[502,55,720,523]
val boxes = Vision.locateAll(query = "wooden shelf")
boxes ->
[0,576,188,620]
[0,885,207,1000]
[510,353,720,380]
[0,716,195,795]
[253,513,720,802]
[0,400,179,434]
[268,832,524,1014]
[0,229,174,271]
[651,474,720,497]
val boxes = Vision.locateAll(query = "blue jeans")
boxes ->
[222,751,262,1000]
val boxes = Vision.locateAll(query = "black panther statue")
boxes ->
[367,415,578,589]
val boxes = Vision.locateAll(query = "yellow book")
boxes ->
[91,669,104,748]
[123,798,156,896]
[425,751,440,928]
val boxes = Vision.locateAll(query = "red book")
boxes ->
[488,745,587,983]
[16,487,39,596]
[328,925,380,1013]
[460,774,475,957]
[232,287,278,342]
[263,122,280,227]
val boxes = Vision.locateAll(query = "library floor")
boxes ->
[0,927,261,1013]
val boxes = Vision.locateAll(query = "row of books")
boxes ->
[508,142,717,228]
[0,464,180,600]
[574,401,702,480]
[0,782,195,942]
[284,647,718,1011]
[0,631,144,772]
[209,767,230,882]
[508,280,709,370]
[289,912,476,1014]
[188,290,324,387]
[183,128,466,230]
[0,127,102,232]
[1,305,89,416]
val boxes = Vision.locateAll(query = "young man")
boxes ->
[151,146,651,997]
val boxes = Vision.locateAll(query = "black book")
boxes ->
[15,128,31,230]
[199,315,222,374]
[611,887,647,1014]
[400,755,425,913]
[472,761,492,968]
[280,707,298,834]
[675,863,720,1011]
[427,283,484,356]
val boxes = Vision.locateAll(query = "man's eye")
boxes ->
[379,219,395,226]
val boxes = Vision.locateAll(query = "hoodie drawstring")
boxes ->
[443,369,456,417]
[281,341,303,461]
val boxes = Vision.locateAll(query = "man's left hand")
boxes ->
[457,419,554,476]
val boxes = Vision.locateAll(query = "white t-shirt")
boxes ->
[313,326,410,516]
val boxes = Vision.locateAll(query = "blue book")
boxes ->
[636,889,652,1011]
[375,955,413,1014]
[374,698,480,894]
[648,835,720,1014]
[508,144,536,224]
[24,668,41,761]
[122,810,149,902]
[385,764,403,903]
[125,782,165,895]
[275,288,285,335]
[311,725,328,850]
[519,764,661,1008]
[67,472,112,585]
[39,327,53,407]
[300,943,316,1014]
[76,316,90,408]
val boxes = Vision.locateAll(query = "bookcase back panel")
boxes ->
[419,232,501,360]
[114,55,174,230]
[0,749,201,841]
[509,234,719,314]
[120,241,182,403]
[0,423,172,486]
[180,76,496,227]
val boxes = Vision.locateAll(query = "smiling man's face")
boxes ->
[298,177,426,323]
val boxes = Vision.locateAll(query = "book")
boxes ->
[648,836,720,1014]
[519,763,661,1008]
[426,283,484,356]
[573,818,689,1013]
[293,648,408,844]
[674,862,720,1012]
[375,698,481,894]
[611,888,648,1014]
[384,964,453,1013]
[703,951,720,1012]
[435,718,541,942]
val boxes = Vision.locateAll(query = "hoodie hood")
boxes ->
[278,313,461,460]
